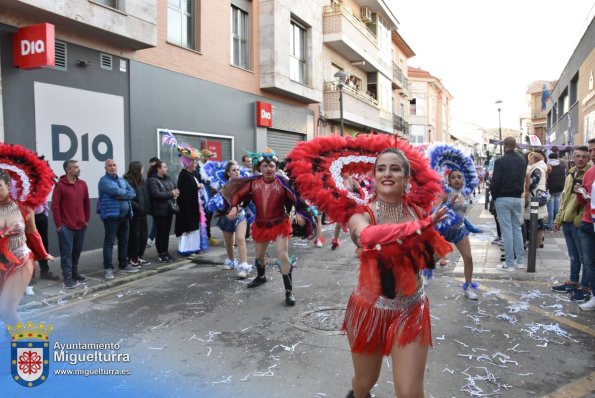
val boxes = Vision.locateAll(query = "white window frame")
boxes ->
[290,20,307,84]
[231,5,250,69]
[167,0,196,49]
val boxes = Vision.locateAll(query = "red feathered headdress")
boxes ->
[0,143,56,209]
[286,134,443,225]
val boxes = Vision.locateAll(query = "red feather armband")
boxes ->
[26,231,49,260]
[360,218,432,248]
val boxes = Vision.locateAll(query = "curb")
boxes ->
[20,253,226,313]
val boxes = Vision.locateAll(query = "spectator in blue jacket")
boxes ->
[98,159,138,280]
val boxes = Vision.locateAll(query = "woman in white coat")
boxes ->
[523,151,549,248]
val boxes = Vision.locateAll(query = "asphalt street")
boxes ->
[5,219,595,398]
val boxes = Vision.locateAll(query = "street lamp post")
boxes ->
[334,70,347,137]
[495,100,503,155]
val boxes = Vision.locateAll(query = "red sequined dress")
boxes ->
[0,201,32,283]
[342,206,452,355]
[222,175,296,242]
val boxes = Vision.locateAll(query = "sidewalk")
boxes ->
[448,194,569,282]
[20,229,230,312]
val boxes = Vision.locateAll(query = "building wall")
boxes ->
[547,17,595,145]
[129,60,314,162]
[579,49,595,144]
[136,0,260,95]
[259,0,323,102]
[1,25,131,253]
[1,0,157,50]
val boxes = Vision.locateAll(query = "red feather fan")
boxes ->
[0,143,56,209]
[286,134,443,225]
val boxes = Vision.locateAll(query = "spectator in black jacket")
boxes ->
[546,152,567,231]
[491,137,527,271]
[148,161,179,263]
[124,161,151,266]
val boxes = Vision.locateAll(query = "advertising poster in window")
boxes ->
[34,82,125,198]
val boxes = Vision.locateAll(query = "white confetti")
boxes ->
[506,303,529,313]
[453,339,469,348]
[211,375,232,384]
[270,342,301,352]
[496,313,518,324]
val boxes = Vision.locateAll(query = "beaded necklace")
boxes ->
[375,198,416,224]
[0,200,17,216]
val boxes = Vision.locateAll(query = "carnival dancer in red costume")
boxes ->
[286,135,452,398]
[221,148,313,306]
[0,144,55,326]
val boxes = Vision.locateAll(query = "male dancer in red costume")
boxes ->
[222,149,309,306]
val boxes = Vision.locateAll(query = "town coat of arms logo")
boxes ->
[8,321,53,387]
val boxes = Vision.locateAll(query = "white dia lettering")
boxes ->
[21,39,45,56]
[260,109,272,120]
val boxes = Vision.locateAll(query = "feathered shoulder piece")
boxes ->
[286,134,443,225]
[427,144,478,196]
[202,161,227,190]
[0,144,56,208]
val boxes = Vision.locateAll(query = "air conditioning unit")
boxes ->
[360,6,372,23]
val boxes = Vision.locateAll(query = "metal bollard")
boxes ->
[526,197,539,273]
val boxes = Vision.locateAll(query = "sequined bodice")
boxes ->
[448,190,469,215]
[0,201,27,253]
[251,178,287,221]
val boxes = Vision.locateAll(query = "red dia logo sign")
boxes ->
[13,23,55,69]
[256,101,273,127]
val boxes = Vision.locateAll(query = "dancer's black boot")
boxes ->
[346,391,371,398]
[282,272,295,306]
[247,259,267,288]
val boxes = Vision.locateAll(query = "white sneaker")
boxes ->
[422,274,429,287]
[223,259,236,270]
[499,263,515,272]
[579,296,595,311]
[237,262,252,279]
[515,263,525,269]
[314,239,323,248]
[104,269,115,280]
[25,286,35,296]
[464,289,478,300]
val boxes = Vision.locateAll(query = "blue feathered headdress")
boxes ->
[427,144,478,196]
[202,161,252,191]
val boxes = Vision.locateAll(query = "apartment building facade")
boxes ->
[525,80,554,145]
[545,17,595,146]
[319,0,407,137]
[407,66,452,144]
[0,0,321,251]
[391,29,413,138]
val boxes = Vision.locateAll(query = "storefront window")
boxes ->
[158,130,233,184]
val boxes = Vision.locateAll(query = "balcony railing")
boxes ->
[392,62,403,86]
[324,81,378,107]
[392,114,409,134]
[323,4,378,46]
[323,81,393,133]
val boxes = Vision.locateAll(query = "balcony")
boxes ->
[323,81,393,133]
[393,114,409,135]
[323,5,391,78]
[392,62,404,89]
[3,0,157,49]
[531,108,547,119]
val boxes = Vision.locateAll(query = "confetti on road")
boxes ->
[211,375,232,384]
